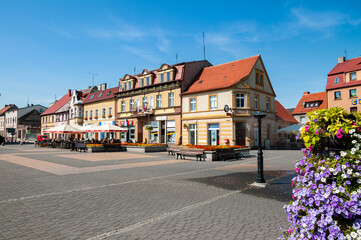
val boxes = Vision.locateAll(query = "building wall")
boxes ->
[83,99,117,140]
[327,85,361,112]
[5,109,18,140]
[41,114,56,136]
[117,88,182,144]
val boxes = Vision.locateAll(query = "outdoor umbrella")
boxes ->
[43,124,85,133]
[87,124,128,132]
[276,124,302,134]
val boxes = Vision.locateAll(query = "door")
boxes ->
[208,124,219,146]
[160,121,166,143]
[235,122,246,146]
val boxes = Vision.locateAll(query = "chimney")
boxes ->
[68,89,71,97]
[303,92,310,95]
[338,57,346,63]
[5,105,8,107]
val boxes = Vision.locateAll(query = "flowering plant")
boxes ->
[183,144,245,151]
[280,108,361,239]
[122,143,165,147]
[86,144,103,147]
[145,125,153,130]
[108,114,113,118]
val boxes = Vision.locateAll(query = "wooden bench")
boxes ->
[167,146,183,155]
[215,148,239,161]
[176,148,205,161]
[238,149,255,158]
[75,143,87,152]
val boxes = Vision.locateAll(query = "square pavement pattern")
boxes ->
[0,145,301,240]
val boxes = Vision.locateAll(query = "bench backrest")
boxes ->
[181,148,204,154]
[75,143,86,148]
[170,146,182,151]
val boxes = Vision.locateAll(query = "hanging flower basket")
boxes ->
[145,125,153,130]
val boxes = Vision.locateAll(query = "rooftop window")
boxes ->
[334,77,339,84]
[90,94,95,100]
[98,92,103,98]
[107,90,112,96]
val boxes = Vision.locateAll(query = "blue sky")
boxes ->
[0,0,360,109]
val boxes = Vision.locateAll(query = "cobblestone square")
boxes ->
[0,145,302,240]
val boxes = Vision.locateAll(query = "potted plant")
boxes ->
[108,114,113,118]
[94,116,98,120]
[145,125,153,130]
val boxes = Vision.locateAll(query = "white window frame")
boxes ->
[157,95,162,108]
[190,98,196,112]
[168,93,174,107]
[236,93,245,108]
[210,95,217,110]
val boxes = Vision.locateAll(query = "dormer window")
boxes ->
[334,77,339,84]
[160,73,164,83]
[146,77,150,86]
[167,72,171,82]
[141,78,144,87]
[351,72,357,81]
[123,83,127,91]
[107,90,112,96]
[128,81,132,90]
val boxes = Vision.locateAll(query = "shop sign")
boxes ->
[121,120,134,126]
[351,99,361,105]
[156,116,167,121]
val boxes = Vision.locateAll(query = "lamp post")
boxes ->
[254,111,267,184]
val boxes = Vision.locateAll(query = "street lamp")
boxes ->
[254,111,267,184]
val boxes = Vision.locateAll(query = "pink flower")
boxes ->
[337,129,344,133]
[295,167,300,173]
[287,229,293,234]
[315,128,319,135]
[304,126,309,133]
[308,146,313,151]
[336,132,343,138]
[292,195,295,199]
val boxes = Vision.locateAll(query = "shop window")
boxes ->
[150,121,159,143]
[208,124,219,145]
[351,107,357,112]
[166,120,175,143]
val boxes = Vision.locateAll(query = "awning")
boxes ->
[43,124,85,134]
[277,124,302,133]
[87,124,128,132]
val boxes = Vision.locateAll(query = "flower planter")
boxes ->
[125,145,167,153]
[88,147,105,152]
[204,147,251,161]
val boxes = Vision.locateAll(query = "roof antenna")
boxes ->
[54,94,57,102]
[203,32,206,60]
[176,53,178,64]
[89,73,98,87]
[344,49,348,60]
[27,96,29,106]
[134,67,136,75]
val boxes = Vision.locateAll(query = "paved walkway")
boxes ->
[0,145,301,239]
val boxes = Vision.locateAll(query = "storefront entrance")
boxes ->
[208,124,219,146]
[235,122,246,146]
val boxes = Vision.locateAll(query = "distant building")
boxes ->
[292,91,327,125]
[83,86,118,140]
[0,104,18,141]
[41,91,72,138]
[275,100,298,149]
[326,56,361,112]
[17,104,47,141]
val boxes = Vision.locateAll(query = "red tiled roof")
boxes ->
[0,105,16,116]
[328,56,361,75]
[41,93,72,116]
[326,57,361,90]
[293,91,327,115]
[83,87,118,104]
[183,55,259,95]
[275,100,298,123]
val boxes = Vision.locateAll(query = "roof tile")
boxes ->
[293,91,327,115]
[275,100,298,123]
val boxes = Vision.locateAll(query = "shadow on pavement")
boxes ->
[188,170,296,202]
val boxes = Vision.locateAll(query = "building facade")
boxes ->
[41,91,72,138]
[292,91,327,125]
[83,86,118,140]
[0,105,18,141]
[17,104,47,141]
[326,56,361,112]
[181,55,277,148]
[69,86,98,127]
[115,61,211,144]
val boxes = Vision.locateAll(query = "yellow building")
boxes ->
[181,55,277,148]
[116,61,210,144]
[82,87,118,140]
